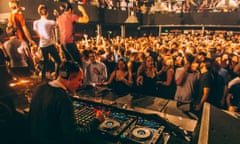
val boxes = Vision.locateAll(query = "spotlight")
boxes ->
[125,11,139,23]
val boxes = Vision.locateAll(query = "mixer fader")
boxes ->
[73,101,96,126]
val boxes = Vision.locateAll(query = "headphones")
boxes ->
[59,61,80,79]
[60,70,69,79]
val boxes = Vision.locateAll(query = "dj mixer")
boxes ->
[72,98,192,144]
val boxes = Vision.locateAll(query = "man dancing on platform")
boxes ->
[56,2,89,67]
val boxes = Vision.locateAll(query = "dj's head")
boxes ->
[59,61,84,93]
[59,61,81,79]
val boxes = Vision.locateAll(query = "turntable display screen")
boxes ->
[72,101,85,108]
[137,119,161,129]
[112,112,130,121]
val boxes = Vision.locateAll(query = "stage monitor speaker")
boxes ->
[198,103,240,144]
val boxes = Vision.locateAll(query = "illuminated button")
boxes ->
[120,134,126,139]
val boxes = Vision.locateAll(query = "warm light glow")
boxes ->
[9,79,30,87]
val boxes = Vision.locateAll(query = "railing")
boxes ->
[138,24,240,36]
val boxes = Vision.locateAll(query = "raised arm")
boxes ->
[77,5,89,23]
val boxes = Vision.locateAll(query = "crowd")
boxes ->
[75,31,240,113]
[77,0,240,13]
[0,0,240,143]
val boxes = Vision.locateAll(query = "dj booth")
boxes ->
[7,77,240,144]
[71,85,198,144]
[8,78,197,144]
[72,85,240,144]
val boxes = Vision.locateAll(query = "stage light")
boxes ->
[125,10,139,23]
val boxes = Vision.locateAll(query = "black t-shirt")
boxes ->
[103,60,116,77]
[194,71,214,105]
[195,71,225,107]
[228,84,240,107]
[209,72,226,107]
[112,73,130,96]
[139,71,158,96]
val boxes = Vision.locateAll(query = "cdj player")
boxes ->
[120,117,166,144]
[98,112,135,139]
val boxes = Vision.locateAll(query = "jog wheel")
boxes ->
[101,119,120,130]
[132,127,152,140]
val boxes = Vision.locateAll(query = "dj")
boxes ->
[29,61,105,144]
